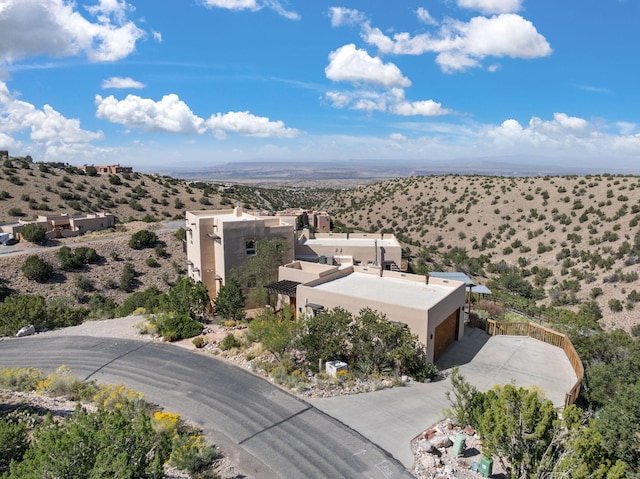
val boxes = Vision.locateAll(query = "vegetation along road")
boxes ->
[0,334,412,479]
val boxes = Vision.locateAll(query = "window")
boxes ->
[245,239,256,255]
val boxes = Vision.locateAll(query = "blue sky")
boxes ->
[1,0,639,171]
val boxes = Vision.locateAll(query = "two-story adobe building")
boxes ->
[185,206,296,300]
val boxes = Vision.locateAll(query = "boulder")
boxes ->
[16,324,35,337]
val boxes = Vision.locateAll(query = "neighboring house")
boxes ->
[185,207,403,302]
[268,261,467,363]
[185,206,296,301]
[79,164,133,174]
[1,212,116,239]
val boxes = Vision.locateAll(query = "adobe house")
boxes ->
[185,206,296,302]
[268,261,466,363]
[0,212,115,239]
[79,164,133,174]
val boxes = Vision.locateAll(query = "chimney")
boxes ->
[234,202,242,217]
[379,247,385,277]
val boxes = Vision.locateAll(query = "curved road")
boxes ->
[0,335,412,479]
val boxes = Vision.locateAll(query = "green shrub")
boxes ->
[120,262,136,292]
[21,255,54,282]
[0,419,28,471]
[19,224,46,243]
[73,274,94,292]
[153,312,203,341]
[145,257,159,267]
[129,230,158,249]
[220,333,240,351]
[192,337,206,349]
[169,434,220,474]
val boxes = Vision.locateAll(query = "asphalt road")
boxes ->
[0,335,413,479]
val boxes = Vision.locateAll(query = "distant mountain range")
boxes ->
[148,158,636,183]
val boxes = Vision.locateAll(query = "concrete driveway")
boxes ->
[308,327,578,469]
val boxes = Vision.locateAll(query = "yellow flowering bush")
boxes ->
[0,367,44,392]
[35,365,75,396]
[93,383,144,409]
[152,410,181,435]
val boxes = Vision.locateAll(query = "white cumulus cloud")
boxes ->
[205,111,301,139]
[199,0,299,19]
[101,77,146,89]
[325,44,411,88]
[416,8,438,25]
[95,93,207,134]
[457,0,522,14]
[0,81,103,157]
[362,13,551,73]
[0,0,145,63]
[391,99,451,117]
[329,7,366,27]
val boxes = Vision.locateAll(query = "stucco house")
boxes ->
[185,206,296,301]
[268,261,467,363]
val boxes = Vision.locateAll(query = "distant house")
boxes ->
[0,150,8,159]
[0,212,116,239]
[79,164,133,175]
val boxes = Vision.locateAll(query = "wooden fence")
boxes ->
[486,319,583,407]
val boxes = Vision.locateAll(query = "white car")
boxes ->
[16,324,35,337]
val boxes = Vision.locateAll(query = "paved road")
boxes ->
[0,334,412,479]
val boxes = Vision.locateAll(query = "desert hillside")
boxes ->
[0,157,331,225]
[325,174,640,332]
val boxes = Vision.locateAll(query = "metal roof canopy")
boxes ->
[265,280,301,297]
[428,272,492,295]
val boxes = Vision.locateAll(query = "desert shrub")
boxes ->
[220,333,240,351]
[174,227,187,241]
[152,312,203,341]
[145,257,159,267]
[73,274,94,292]
[169,434,220,474]
[87,293,117,319]
[116,286,166,317]
[0,367,44,392]
[0,418,29,472]
[129,230,158,249]
[192,337,206,349]
[119,262,137,292]
[19,224,46,243]
[21,255,54,282]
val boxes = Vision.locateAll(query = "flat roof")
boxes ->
[301,237,399,248]
[429,272,492,295]
[309,271,458,310]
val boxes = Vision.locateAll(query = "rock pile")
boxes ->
[411,420,504,479]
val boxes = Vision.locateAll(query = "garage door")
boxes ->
[433,310,459,360]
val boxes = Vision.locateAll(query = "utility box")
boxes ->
[325,360,347,377]
[452,433,466,457]
[479,455,493,478]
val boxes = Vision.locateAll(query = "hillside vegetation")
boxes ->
[0,157,330,224]
[325,174,640,332]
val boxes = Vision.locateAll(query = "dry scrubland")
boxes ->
[326,174,640,332]
[2,156,640,333]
